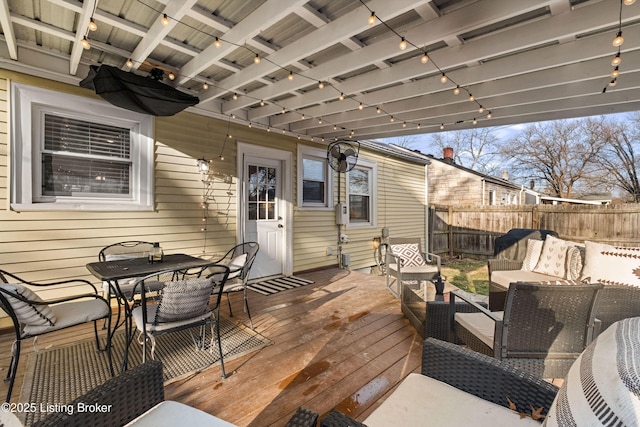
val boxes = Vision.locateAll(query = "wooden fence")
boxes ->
[429,204,640,258]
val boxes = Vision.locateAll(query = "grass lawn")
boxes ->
[441,257,489,295]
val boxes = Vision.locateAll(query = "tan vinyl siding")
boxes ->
[0,70,430,324]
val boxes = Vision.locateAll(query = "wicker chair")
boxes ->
[33,360,164,427]
[320,338,559,427]
[452,282,603,378]
[0,269,113,403]
[593,284,640,336]
[487,229,558,309]
[129,264,230,377]
[209,242,259,329]
[385,237,442,298]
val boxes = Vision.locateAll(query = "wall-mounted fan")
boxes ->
[327,140,360,173]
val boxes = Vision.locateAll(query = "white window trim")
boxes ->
[297,145,333,210]
[346,158,377,229]
[10,83,154,211]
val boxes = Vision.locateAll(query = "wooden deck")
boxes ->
[0,268,423,426]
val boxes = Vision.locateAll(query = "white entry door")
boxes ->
[243,155,285,279]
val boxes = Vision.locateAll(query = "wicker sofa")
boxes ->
[488,229,640,319]
[322,317,640,427]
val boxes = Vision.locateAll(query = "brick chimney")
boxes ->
[443,147,454,164]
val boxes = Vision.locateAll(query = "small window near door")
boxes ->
[248,165,277,220]
[297,146,332,209]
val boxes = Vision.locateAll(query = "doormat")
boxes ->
[248,276,315,295]
[19,315,271,425]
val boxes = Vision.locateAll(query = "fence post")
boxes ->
[532,205,539,228]
[448,205,454,256]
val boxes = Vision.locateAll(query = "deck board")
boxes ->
[0,268,423,426]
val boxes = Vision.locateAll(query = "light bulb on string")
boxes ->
[376,106,381,114]
[254,54,261,64]
[468,94,474,102]
[214,37,221,48]
[318,81,324,89]
[487,111,493,119]
[472,118,477,125]
[288,71,294,80]
[478,106,484,114]
[421,53,429,64]
[440,74,448,84]
[339,92,345,101]
[399,37,407,51]
[612,52,622,66]
[161,14,169,26]
[440,123,445,130]
[624,0,636,5]
[81,37,91,50]
[358,102,364,110]
[609,78,618,87]
[88,17,97,32]
[453,86,460,95]
[368,12,376,26]
[402,121,407,128]
[125,58,133,68]
[202,82,209,89]
[389,116,395,122]
[611,66,620,78]
[613,31,624,47]
[259,100,265,106]
[232,93,238,100]
[168,71,176,80]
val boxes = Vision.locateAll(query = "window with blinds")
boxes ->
[10,83,154,211]
[42,115,132,197]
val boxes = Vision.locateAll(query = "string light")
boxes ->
[214,37,221,48]
[472,118,477,125]
[202,82,209,89]
[478,106,484,114]
[468,94,475,102]
[288,71,294,80]
[259,100,265,106]
[609,78,618,87]
[440,123,445,130]
[368,12,376,26]
[613,31,624,47]
[232,93,238,100]
[399,37,407,51]
[611,67,620,78]
[611,52,622,66]
[440,74,448,84]
[376,106,381,114]
[487,112,493,119]
[81,37,91,50]
[339,92,345,101]
[88,18,97,32]
[402,121,407,127]
[624,0,636,5]
[389,116,394,122]
[168,71,176,80]
[453,86,460,95]
[254,54,261,64]
[318,81,324,89]
[125,58,133,68]
[420,53,429,64]
[161,14,170,26]
[358,102,364,110]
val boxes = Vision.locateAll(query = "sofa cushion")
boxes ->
[521,239,544,271]
[363,372,540,427]
[543,316,640,426]
[491,270,561,291]
[533,235,569,278]
[454,311,504,349]
[580,241,640,287]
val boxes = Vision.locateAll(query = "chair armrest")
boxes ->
[33,360,165,427]
[450,290,501,321]
[425,252,441,269]
[422,338,559,418]
[487,259,523,276]
[320,410,367,427]
[0,269,100,294]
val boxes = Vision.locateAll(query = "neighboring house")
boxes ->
[0,70,430,318]
[392,145,538,206]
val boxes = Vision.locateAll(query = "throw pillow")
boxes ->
[580,241,640,287]
[521,239,544,271]
[390,243,426,267]
[227,253,248,279]
[154,278,214,323]
[564,246,584,280]
[543,316,640,426]
[533,235,569,278]
[0,283,56,327]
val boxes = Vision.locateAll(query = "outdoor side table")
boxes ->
[400,281,488,343]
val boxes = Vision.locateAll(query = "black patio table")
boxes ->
[86,253,210,371]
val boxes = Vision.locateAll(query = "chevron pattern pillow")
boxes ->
[391,243,426,267]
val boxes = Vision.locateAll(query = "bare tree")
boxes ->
[385,135,420,148]
[501,119,606,198]
[594,115,640,202]
[428,127,502,175]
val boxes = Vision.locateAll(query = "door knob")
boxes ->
[278,224,284,228]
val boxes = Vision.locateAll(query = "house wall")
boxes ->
[428,160,519,206]
[0,70,428,322]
